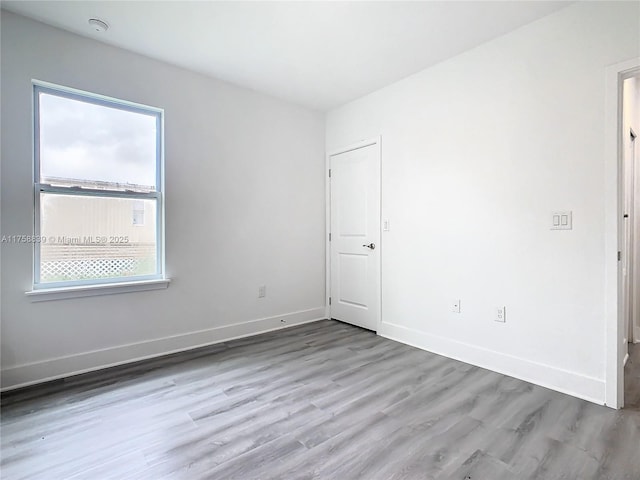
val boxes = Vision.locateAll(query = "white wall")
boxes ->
[327,2,640,404]
[0,12,326,389]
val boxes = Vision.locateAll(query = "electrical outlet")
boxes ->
[258,285,266,298]
[451,299,461,313]
[495,306,506,323]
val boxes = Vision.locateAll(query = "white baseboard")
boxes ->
[379,321,606,406]
[1,307,326,391]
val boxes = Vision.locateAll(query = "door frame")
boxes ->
[326,136,382,331]
[604,58,640,409]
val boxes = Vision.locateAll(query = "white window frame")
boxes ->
[31,81,166,293]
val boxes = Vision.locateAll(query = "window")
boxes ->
[33,82,164,289]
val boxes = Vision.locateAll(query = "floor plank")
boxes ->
[1,320,639,479]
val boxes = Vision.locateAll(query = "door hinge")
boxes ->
[329,297,331,305]
[618,251,622,261]
[328,169,331,178]
[329,233,331,241]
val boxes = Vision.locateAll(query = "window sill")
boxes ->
[25,278,171,302]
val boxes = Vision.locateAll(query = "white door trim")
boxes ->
[604,57,640,409]
[326,136,382,331]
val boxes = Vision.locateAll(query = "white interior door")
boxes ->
[329,140,380,331]
[623,126,639,354]
[623,130,633,352]
[630,129,639,343]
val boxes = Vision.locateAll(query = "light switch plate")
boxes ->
[551,211,572,230]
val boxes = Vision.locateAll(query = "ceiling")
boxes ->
[1,1,573,111]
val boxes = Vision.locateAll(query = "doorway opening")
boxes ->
[606,59,639,409]
[622,74,640,410]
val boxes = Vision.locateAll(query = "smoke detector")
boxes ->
[88,18,109,33]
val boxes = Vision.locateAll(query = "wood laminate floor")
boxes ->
[1,320,639,480]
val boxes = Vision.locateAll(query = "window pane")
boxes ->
[39,193,157,283]
[39,92,157,191]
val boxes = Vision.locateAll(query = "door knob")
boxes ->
[362,243,375,250]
